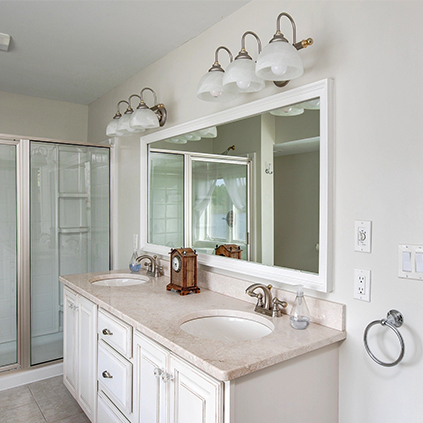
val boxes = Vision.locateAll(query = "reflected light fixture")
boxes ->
[269,105,304,116]
[197,46,236,102]
[256,12,313,87]
[222,31,265,94]
[106,88,167,137]
[198,12,313,102]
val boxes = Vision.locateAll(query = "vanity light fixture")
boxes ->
[256,12,313,87]
[130,88,167,131]
[197,46,237,102]
[198,12,313,102]
[106,88,167,137]
[269,105,304,116]
[222,31,265,94]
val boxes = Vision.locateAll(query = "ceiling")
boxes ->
[0,1,248,105]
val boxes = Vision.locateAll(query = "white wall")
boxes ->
[88,2,423,422]
[0,91,88,142]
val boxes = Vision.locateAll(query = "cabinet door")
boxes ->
[169,354,223,423]
[77,295,97,422]
[133,332,168,423]
[63,287,78,398]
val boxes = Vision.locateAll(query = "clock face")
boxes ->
[172,255,182,273]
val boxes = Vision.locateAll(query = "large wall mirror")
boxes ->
[140,79,332,292]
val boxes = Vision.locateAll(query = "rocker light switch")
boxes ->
[416,253,423,273]
[402,252,412,272]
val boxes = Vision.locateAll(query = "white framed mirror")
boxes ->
[140,79,333,292]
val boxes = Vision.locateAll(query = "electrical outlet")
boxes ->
[354,268,371,301]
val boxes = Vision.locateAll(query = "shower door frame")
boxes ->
[0,137,114,373]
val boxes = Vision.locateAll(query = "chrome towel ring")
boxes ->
[363,310,405,367]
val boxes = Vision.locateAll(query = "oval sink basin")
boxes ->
[90,274,149,287]
[180,310,274,342]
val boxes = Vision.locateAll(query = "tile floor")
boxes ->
[0,376,90,423]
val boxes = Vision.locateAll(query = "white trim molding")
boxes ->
[140,79,334,293]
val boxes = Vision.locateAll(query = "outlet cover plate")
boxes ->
[354,268,371,301]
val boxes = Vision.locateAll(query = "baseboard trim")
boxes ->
[0,362,63,391]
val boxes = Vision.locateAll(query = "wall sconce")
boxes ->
[197,12,313,102]
[106,88,167,137]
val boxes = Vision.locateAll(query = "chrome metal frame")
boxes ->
[148,148,251,258]
[0,137,113,374]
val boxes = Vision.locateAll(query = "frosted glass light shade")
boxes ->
[301,98,320,110]
[165,137,188,144]
[197,71,236,102]
[197,126,217,138]
[256,41,303,81]
[184,133,202,141]
[116,113,137,136]
[106,118,119,137]
[222,59,265,93]
[270,106,304,116]
[130,108,159,130]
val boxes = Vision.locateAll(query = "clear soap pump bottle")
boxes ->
[129,234,141,273]
[289,285,310,330]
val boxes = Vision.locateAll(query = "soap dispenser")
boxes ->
[289,285,310,330]
[129,234,141,272]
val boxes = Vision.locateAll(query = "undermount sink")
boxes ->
[179,310,274,342]
[89,274,149,287]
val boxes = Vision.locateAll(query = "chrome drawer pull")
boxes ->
[102,370,113,379]
[102,328,113,336]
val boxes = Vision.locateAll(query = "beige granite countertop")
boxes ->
[60,270,346,381]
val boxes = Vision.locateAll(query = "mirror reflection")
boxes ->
[148,97,320,274]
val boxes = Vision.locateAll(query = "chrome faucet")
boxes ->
[136,254,163,278]
[246,283,287,318]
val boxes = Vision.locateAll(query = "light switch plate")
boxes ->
[398,244,423,280]
[354,220,372,253]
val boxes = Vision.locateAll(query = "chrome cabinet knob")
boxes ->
[102,328,113,335]
[102,370,113,379]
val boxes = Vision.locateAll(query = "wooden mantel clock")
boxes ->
[167,248,200,296]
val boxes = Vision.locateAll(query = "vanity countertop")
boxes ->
[60,270,346,381]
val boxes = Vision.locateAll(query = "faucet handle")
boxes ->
[247,290,264,307]
[272,297,288,318]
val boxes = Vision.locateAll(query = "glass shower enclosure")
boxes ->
[0,139,111,371]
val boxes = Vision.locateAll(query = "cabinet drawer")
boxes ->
[98,392,130,423]
[98,340,133,416]
[98,308,132,358]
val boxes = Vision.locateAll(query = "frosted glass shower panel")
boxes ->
[148,152,184,248]
[0,144,17,368]
[31,143,110,365]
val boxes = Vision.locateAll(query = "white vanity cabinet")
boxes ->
[133,331,223,423]
[63,286,98,422]
[97,309,133,423]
